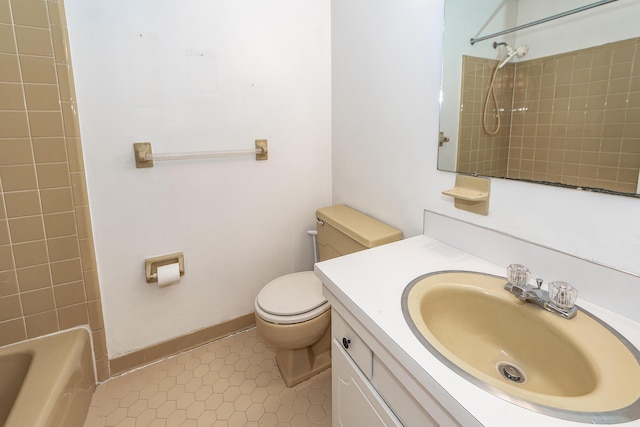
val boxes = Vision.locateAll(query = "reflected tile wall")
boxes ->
[0,0,108,380]
[458,38,640,194]
[458,56,512,177]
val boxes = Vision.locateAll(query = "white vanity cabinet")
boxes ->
[332,311,402,426]
[329,295,457,427]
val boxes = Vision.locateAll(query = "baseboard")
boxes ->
[108,313,255,377]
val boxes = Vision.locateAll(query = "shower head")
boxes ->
[497,44,529,69]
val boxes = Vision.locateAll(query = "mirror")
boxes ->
[439,0,640,197]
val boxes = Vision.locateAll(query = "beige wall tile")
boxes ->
[51,25,70,65]
[574,53,593,69]
[40,187,73,214]
[57,303,88,329]
[12,240,48,268]
[25,309,58,338]
[611,62,633,79]
[0,24,16,53]
[0,1,102,376]
[618,167,638,184]
[16,264,51,292]
[605,108,627,124]
[44,211,76,237]
[50,258,82,285]
[627,107,640,123]
[87,299,104,330]
[79,237,96,270]
[83,269,100,301]
[47,235,79,262]
[620,152,640,168]
[0,82,25,109]
[32,138,67,163]
[0,270,18,297]
[592,49,612,67]
[21,287,55,316]
[61,102,80,137]
[28,111,64,137]
[0,0,10,24]
[4,191,41,217]
[608,78,630,95]
[56,64,75,102]
[0,53,20,81]
[53,280,85,307]
[37,163,70,188]
[0,139,33,166]
[70,172,88,205]
[19,55,56,83]
[0,222,9,245]
[598,166,619,181]
[0,165,38,191]
[66,138,84,172]
[10,0,49,28]
[8,216,45,243]
[75,205,91,239]
[590,66,610,82]
[15,26,53,57]
[0,294,22,321]
[613,43,636,63]
[95,358,109,382]
[24,84,61,110]
[92,329,108,360]
[0,318,26,346]
[46,1,67,27]
[0,111,29,138]
[602,139,622,153]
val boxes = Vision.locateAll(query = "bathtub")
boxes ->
[0,327,95,427]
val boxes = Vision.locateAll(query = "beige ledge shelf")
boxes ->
[441,187,488,201]
[442,175,490,215]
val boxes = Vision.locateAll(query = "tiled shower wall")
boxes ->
[457,56,513,177]
[0,0,108,380]
[459,37,640,193]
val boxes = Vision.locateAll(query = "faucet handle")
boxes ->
[535,278,543,289]
[507,264,530,286]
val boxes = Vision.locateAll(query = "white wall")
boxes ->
[331,0,640,276]
[516,0,640,59]
[66,0,331,357]
[330,0,437,237]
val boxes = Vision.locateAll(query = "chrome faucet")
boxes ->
[504,264,578,319]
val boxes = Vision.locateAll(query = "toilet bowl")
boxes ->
[254,204,403,387]
[254,271,331,387]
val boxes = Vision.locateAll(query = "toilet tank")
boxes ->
[315,204,403,261]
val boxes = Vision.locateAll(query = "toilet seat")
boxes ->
[255,271,330,324]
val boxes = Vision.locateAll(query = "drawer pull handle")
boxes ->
[342,337,351,349]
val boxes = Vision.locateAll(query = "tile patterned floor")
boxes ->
[84,328,332,427]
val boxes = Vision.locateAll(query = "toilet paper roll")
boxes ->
[157,263,181,288]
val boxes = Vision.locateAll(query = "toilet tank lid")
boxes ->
[316,204,403,248]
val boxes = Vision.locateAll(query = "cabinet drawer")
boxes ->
[333,311,373,379]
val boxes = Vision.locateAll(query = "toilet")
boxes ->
[254,204,403,387]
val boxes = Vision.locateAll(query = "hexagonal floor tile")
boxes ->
[84,328,332,426]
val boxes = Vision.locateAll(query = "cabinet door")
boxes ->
[333,339,402,427]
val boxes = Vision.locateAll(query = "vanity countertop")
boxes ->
[314,235,640,426]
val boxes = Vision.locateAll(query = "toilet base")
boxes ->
[275,325,331,387]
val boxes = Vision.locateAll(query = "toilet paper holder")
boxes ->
[145,252,185,283]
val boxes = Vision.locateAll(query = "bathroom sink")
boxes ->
[402,271,640,423]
